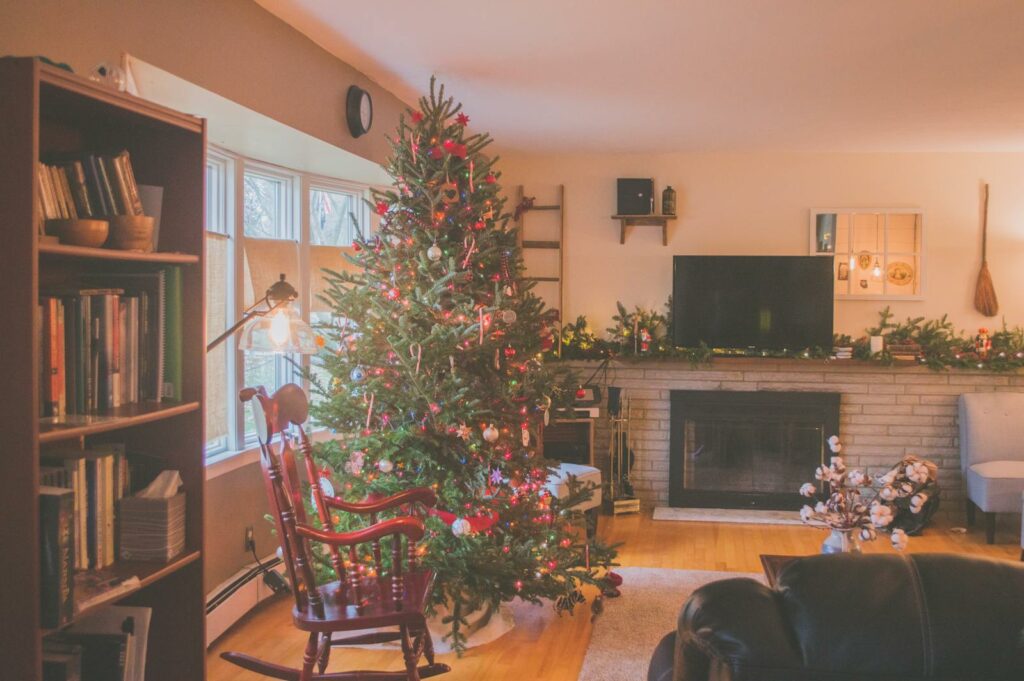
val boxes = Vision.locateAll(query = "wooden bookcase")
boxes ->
[0,58,206,681]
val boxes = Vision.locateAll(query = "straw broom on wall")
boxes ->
[974,183,999,317]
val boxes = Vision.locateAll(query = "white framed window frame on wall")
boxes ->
[204,145,372,464]
[809,208,925,301]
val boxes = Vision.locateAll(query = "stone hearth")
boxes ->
[565,358,1024,519]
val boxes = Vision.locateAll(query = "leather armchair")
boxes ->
[959,392,1024,543]
[648,553,1024,681]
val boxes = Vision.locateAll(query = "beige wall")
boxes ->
[1,0,406,593]
[501,152,1024,336]
[0,0,407,166]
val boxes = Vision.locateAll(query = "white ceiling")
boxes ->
[255,0,1024,153]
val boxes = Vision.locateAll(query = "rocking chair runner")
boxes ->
[222,383,451,681]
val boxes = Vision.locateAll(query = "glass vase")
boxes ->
[821,529,862,554]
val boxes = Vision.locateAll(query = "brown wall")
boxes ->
[1,0,405,593]
[0,0,407,166]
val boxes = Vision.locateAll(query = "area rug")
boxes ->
[653,506,802,526]
[578,567,764,681]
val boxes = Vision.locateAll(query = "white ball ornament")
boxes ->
[482,423,500,443]
[377,459,394,473]
[451,517,472,536]
[501,309,517,324]
[427,243,443,261]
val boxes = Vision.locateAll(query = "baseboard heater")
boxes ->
[205,553,286,647]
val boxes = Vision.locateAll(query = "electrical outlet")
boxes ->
[244,526,255,553]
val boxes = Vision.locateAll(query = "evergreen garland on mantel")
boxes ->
[557,304,1024,372]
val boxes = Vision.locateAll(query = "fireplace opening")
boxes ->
[669,390,840,510]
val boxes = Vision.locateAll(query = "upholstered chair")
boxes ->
[958,393,1024,543]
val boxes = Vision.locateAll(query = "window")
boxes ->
[810,210,924,299]
[204,149,371,460]
[204,151,234,455]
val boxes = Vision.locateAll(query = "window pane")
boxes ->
[310,188,357,246]
[205,233,229,452]
[244,173,283,238]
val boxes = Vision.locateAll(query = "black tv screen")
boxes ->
[672,256,833,350]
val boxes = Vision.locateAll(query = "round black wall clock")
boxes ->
[346,85,373,138]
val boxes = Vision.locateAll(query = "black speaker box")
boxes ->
[617,178,653,215]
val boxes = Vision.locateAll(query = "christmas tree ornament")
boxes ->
[456,112,470,126]
[504,345,517,358]
[375,200,389,216]
[440,179,459,204]
[350,366,366,383]
[501,309,517,324]
[468,159,475,192]
[451,517,472,537]
[485,172,497,184]
[483,423,500,443]
[521,424,530,447]
[377,459,394,473]
[427,242,443,261]
[456,423,472,440]
[365,393,375,430]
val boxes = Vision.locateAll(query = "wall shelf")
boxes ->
[613,214,677,245]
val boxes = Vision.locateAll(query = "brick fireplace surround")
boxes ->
[564,358,1024,520]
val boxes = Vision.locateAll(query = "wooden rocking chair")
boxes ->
[222,383,451,681]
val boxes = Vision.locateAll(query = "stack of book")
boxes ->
[41,444,131,575]
[39,444,167,629]
[44,605,152,681]
[38,267,184,419]
[36,150,145,224]
[833,346,853,360]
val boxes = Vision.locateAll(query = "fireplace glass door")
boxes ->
[670,390,840,509]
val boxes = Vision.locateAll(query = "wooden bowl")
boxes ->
[108,215,156,252]
[49,218,109,248]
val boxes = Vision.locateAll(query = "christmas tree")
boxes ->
[310,78,617,651]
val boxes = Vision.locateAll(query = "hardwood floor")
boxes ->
[206,512,1021,681]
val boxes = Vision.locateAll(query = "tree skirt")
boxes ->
[351,600,517,654]
[578,567,764,681]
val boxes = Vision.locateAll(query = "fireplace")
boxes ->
[669,390,840,510]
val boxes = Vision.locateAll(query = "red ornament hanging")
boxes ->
[484,173,497,184]
[375,200,389,216]
[410,110,424,123]
[456,112,470,126]
[429,146,444,160]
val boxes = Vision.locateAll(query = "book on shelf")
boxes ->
[38,150,145,222]
[41,445,132,571]
[39,266,180,422]
[40,486,75,629]
[45,604,152,681]
[42,640,83,681]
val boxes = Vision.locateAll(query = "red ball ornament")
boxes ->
[429,146,444,160]
[484,173,497,184]
[352,241,362,252]
[375,201,389,216]
[504,345,517,358]
[410,110,424,123]
[474,220,486,231]
[575,387,587,399]
[442,139,456,152]
[385,287,401,301]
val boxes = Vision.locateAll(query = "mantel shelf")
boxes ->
[612,214,678,245]
[39,242,199,264]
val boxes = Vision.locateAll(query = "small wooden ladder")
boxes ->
[515,184,565,355]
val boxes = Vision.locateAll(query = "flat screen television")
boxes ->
[672,256,833,350]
